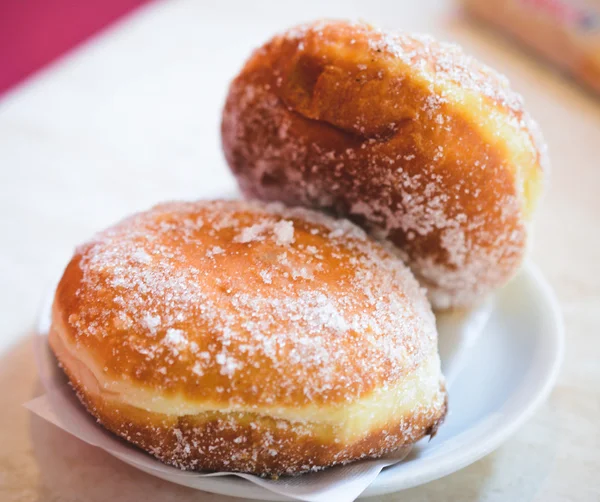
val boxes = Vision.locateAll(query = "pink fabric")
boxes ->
[0,0,151,96]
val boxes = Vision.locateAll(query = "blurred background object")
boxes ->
[0,0,150,96]
[462,0,600,95]
[3,0,600,97]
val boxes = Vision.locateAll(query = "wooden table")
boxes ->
[1,1,598,500]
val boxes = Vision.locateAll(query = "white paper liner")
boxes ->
[25,292,493,502]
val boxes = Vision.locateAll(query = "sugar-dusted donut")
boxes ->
[50,199,446,476]
[222,20,547,308]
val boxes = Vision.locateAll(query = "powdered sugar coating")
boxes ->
[222,20,546,308]
[58,199,439,408]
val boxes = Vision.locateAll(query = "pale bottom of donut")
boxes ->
[49,325,447,476]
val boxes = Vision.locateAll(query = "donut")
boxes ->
[49,199,447,476]
[221,20,547,309]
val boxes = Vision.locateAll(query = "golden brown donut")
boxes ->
[221,20,547,309]
[50,199,447,476]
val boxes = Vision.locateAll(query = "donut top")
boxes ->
[268,20,549,188]
[54,200,437,408]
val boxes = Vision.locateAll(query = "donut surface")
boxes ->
[221,20,547,308]
[50,199,447,476]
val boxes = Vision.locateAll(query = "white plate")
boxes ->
[33,262,563,500]
[363,263,564,498]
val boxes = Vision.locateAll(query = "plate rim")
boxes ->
[362,261,564,498]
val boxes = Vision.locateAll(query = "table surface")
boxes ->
[1,1,599,501]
